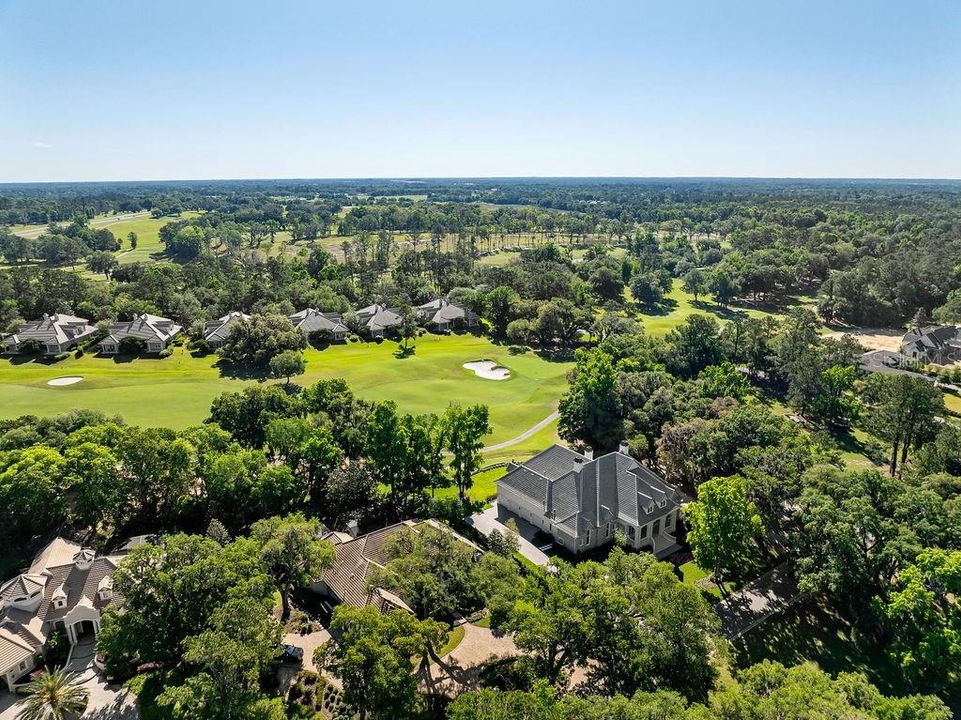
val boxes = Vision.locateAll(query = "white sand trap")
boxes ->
[463,360,510,380]
[47,376,83,386]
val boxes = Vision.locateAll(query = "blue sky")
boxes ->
[1,0,959,181]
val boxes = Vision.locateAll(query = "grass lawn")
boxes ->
[0,334,571,444]
[437,624,466,658]
[944,392,961,415]
[637,284,795,337]
[734,598,961,710]
[109,211,202,264]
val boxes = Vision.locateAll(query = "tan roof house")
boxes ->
[203,311,251,348]
[0,538,124,691]
[1,314,97,355]
[311,520,480,614]
[98,313,182,354]
[290,308,349,341]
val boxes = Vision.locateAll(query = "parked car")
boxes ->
[280,643,304,664]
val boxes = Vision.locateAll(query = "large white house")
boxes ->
[497,443,681,557]
[0,539,123,691]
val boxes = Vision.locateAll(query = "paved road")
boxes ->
[714,561,803,640]
[481,411,559,453]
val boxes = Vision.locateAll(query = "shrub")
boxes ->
[74,347,84,358]
[508,345,528,355]
[52,352,69,362]
[158,348,173,358]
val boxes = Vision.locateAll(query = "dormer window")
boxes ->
[54,597,66,609]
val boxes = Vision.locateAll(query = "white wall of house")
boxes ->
[3,653,36,691]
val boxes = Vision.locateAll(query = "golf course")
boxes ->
[0,334,571,446]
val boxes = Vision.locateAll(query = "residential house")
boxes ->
[1,538,124,691]
[311,520,480,614]
[901,325,961,365]
[290,308,349,342]
[203,311,251,349]
[98,313,182,354]
[1,314,97,355]
[355,304,403,338]
[497,443,681,558]
[416,298,479,332]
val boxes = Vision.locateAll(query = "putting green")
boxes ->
[0,334,571,444]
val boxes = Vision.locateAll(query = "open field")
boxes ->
[0,334,571,444]
[824,328,903,352]
[637,285,800,337]
[107,211,203,264]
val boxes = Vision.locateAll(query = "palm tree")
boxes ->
[16,669,88,720]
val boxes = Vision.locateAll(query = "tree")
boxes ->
[682,268,707,302]
[442,404,491,501]
[486,285,520,337]
[318,605,447,720]
[158,596,282,720]
[665,314,723,378]
[251,513,334,621]
[127,231,138,250]
[686,475,764,587]
[558,348,622,452]
[630,271,667,306]
[218,314,307,368]
[86,250,118,279]
[398,305,418,351]
[881,548,961,690]
[267,349,305,384]
[371,524,481,619]
[863,373,943,475]
[208,385,305,447]
[15,669,88,720]
[707,267,738,307]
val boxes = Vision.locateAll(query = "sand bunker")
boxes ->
[47,376,83,386]
[463,360,510,380]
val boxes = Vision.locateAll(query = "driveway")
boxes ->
[0,644,138,720]
[714,561,803,640]
[418,623,518,696]
[468,502,550,566]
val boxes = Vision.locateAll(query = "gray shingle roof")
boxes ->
[101,313,182,345]
[2,314,96,350]
[290,309,348,335]
[498,444,679,540]
[355,304,403,331]
[416,298,477,326]
[204,311,250,343]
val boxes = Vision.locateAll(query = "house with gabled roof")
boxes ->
[1,314,97,356]
[497,443,681,558]
[311,520,480,614]
[416,298,478,332]
[290,308,349,341]
[901,325,961,365]
[0,538,126,691]
[203,311,251,349]
[98,313,182,354]
[355,304,403,338]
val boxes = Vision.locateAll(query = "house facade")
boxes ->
[416,298,478,332]
[1,314,97,355]
[0,539,122,691]
[99,313,183,354]
[355,304,403,338]
[901,325,961,365]
[311,520,480,614]
[497,443,681,558]
[290,308,349,341]
[203,311,251,349]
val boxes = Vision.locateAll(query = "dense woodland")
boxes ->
[2,179,961,719]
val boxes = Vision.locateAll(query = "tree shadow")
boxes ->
[394,345,416,359]
[213,358,269,380]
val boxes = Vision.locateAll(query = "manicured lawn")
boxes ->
[0,334,571,443]
[437,624,466,658]
[944,392,961,415]
[637,284,793,337]
[108,211,202,264]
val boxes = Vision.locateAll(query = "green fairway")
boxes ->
[0,334,571,443]
[637,284,795,337]
[108,212,202,264]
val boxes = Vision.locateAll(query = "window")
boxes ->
[640,524,648,538]
[19,661,26,671]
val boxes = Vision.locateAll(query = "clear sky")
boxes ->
[1,0,959,182]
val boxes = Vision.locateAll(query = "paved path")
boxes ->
[418,623,518,697]
[0,642,138,720]
[481,412,559,453]
[468,503,550,566]
[714,561,803,640]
